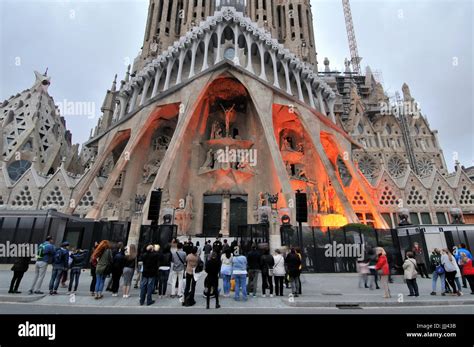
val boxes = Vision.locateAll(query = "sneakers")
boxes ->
[112,293,118,297]
[262,294,266,298]
[147,300,155,306]
[216,304,221,309]
[34,291,44,294]
[270,294,274,298]
[28,290,33,295]
[430,292,436,296]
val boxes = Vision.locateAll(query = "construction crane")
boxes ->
[342,0,362,74]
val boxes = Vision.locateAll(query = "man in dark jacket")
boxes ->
[285,248,302,296]
[247,246,261,297]
[140,244,159,306]
[9,253,30,294]
[205,252,221,309]
[48,242,70,295]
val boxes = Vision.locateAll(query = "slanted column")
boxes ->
[283,60,292,95]
[112,100,120,122]
[118,95,128,118]
[163,59,174,91]
[271,51,280,88]
[245,33,254,74]
[304,80,315,108]
[328,96,336,123]
[215,24,223,64]
[258,42,267,81]
[151,69,163,98]
[189,41,198,78]
[233,25,240,66]
[128,86,139,113]
[139,78,152,106]
[316,88,326,115]
[201,32,211,71]
[176,51,186,84]
[293,70,304,102]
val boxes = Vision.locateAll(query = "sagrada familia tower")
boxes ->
[1,0,473,247]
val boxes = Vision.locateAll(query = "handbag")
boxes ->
[435,264,445,274]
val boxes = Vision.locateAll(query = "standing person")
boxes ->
[195,241,202,258]
[89,242,98,296]
[183,237,194,255]
[357,255,370,289]
[170,242,186,299]
[273,249,285,297]
[205,251,221,309]
[247,245,261,297]
[49,242,70,295]
[260,248,275,297]
[122,244,137,298]
[295,247,303,295]
[232,250,248,301]
[68,249,88,294]
[203,240,212,267]
[403,252,419,297]
[140,244,159,306]
[367,247,380,290]
[285,248,302,297]
[441,248,462,296]
[460,253,474,294]
[183,246,199,307]
[220,248,233,297]
[213,235,223,256]
[455,244,473,289]
[93,240,113,300]
[429,248,446,296]
[60,248,73,288]
[29,236,55,295]
[9,252,30,294]
[157,244,172,298]
[222,239,230,252]
[111,245,126,297]
[412,242,430,279]
[375,247,391,298]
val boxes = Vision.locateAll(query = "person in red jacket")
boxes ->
[460,253,474,294]
[375,247,391,298]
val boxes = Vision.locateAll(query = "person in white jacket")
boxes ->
[402,252,419,296]
[273,249,286,297]
[441,248,463,296]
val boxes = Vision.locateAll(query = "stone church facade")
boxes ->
[1,1,473,247]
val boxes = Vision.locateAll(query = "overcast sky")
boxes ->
[0,0,472,170]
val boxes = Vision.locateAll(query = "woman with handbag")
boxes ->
[375,247,391,298]
[429,248,446,296]
[441,248,462,296]
[260,248,275,297]
[92,240,113,300]
[273,249,286,296]
[403,252,419,297]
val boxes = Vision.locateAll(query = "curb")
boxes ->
[0,294,46,303]
[285,299,474,308]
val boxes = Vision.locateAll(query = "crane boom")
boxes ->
[342,0,362,74]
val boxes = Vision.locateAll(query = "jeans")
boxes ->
[30,261,48,292]
[222,274,232,295]
[184,273,197,305]
[9,271,25,292]
[68,268,82,292]
[158,270,170,295]
[140,276,155,305]
[406,278,419,296]
[262,272,273,295]
[49,266,65,291]
[95,274,107,293]
[233,274,247,300]
[454,277,463,292]
[290,274,300,295]
[248,269,260,295]
[170,270,184,296]
[274,276,284,296]
[431,271,446,293]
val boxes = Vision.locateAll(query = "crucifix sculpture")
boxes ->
[220,103,236,137]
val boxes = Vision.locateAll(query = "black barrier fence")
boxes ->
[0,210,130,264]
[281,225,403,274]
[138,224,178,253]
[235,224,269,255]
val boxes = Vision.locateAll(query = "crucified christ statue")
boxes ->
[220,103,236,137]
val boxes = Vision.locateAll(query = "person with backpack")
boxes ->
[273,249,286,296]
[232,250,248,301]
[29,236,55,295]
[403,251,419,297]
[455,243,473,289]
[9,252,30,294]
[220,248,233,297]
[429,248,446,296]
[49,242,70,295]
[183,246,200,307]
[460,252,474,294]
[247,245,261,297]
[170,242,186,299]
[285,247,302,297]
[205,251,221,309]
[68,249,89,293]
[92,240,113,300]
[260,248,275,297]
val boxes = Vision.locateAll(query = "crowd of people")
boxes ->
[357,242,474,298]
[9,235,305,309]
[9,236,474,306]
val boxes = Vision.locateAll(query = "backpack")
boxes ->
[37,243,46,259]
[53,248,66,265]
[195,257,204,273]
